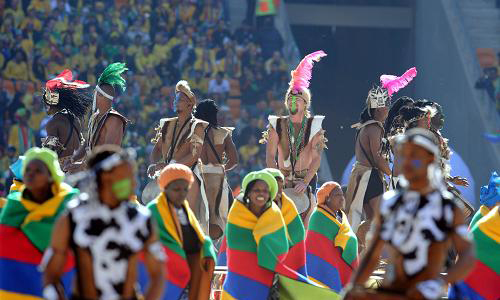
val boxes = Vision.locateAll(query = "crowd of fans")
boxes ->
[475,49,500,114]
[0,0,290,196]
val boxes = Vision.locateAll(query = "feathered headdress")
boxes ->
[175,80,196,107]
[97,62,128,92]
[287,50,327,103]
[44,69,90,105]
[380,67,417,98]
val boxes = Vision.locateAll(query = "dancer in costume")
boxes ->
[265,167,308,279]
[42,145,165,300]
[448,204,500,300]
[306,181,358,292]
[345,67,417,251]
[261,50,328,226]
[194,99,238,240]
[146,163,216,300]
[469,171,499,229]
[148,80,209,230]
[69,62,129,170]
[0,148,78,299]
[222,170,289,300]
[42,69,92,173]
[345,128,475,300]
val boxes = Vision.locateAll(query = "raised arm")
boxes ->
[265,127,279,169]
[42,214,71,299]
[223,133,238,171]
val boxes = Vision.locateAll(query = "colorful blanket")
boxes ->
[0,183,77,299]
[217,235,228,266]
[306,207,358,292]
[222,200,289,300]
[469,205,490,230]
[449,206,500,300]
[143,193,215,300]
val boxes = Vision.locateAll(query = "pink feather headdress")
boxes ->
[289,50,327,94]
[380,67,417,97]
[45,69,90,91]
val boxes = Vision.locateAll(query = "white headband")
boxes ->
[95,85,114,100]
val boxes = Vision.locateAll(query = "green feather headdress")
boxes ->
[97,62,128,92]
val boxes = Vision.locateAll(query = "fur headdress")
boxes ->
[96,62,128,101]
[175,80,196,107]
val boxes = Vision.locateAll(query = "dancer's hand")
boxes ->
[294,181,308,194]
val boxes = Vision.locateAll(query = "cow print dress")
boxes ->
[68,199,153,299]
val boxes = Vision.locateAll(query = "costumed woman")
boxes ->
[0,148,78,299]
[41,69,92,173]
[222,170,289,300]
[148,163,216,300]
[306,181,358,293]
[261,51,328,226]
[345,67,417,251]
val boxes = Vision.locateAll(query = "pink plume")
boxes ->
[380,67,417,97]
[289,50,327,93]
[46,69,90,90]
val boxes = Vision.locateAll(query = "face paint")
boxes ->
[173,93,180,113]
[111,178,132,200]
[411,159,423,169]
[290,95,297,115]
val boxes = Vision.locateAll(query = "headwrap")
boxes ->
[285,50,327,106]
[43,69,90,106]
[367,67,417,111]
[96,62,128,100]
[316,181,341,206]
[241,170,279,202]
[479,171,500,207]
[395,128,440,158]
[9,156,25,180]
[157,163,195,190]
[175,80,196,107]
[264,168,284,181]
[22,148,64,184]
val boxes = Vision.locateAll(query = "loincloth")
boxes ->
[200,163,231,235]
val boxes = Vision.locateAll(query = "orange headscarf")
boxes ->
[157,163,195,189]
[316,181,341,206]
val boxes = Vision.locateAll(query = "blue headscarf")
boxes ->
[9,156,25,180]
[479,172,500,207]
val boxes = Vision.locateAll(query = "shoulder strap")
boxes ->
[204,126,222,164]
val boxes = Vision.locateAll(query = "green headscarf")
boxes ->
[264,168,284,181]
[241,170,278,202]
[22,148,65,184]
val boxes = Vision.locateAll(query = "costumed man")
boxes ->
[306,181,358,293]
[265,167,308,279]
[68,62,129,171]
[146,163,216,300]
[344,128,475,300]
[148,80,209,231]
[194,99,238,241]
[261,50,328,226]
[41,69,92,173]
[469,171,499,229]
[448,201,500,300]
[222,170,289,300]
[42,145,165,300]
[0,148,78,299]
[345,67,417,251]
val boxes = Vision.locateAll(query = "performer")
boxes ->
[265,168,308,279]
[261,50,328,226]
[448,204,500,300]
[0,148,78,299]
[469,171,499,229]
[345,67,417,251]
[344,128,475,300]
[222,170,288,300]
[69,62,129,170]
[148,80,209,229]
[306,181,358,293]
[194,99,238,240]
[147,164,216,300]
[42,145,165,300]
[41,69,92,173]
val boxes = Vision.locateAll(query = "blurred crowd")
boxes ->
[0,0,290,196]
[475,49,500,113]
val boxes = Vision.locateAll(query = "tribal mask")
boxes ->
[366,86,390,110]
[43,88,60,106]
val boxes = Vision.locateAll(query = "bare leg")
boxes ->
[357,195,381,255]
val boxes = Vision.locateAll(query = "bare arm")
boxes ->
[143,227,166,300]
[443,207,475,284]
[42,214,71,299]
[303,132,324,185]
[366,125,391,176]
[98,115,124,146]
[265,127,279,168]
[150,139,163,163]
[176,123,206,167]
[223,134,238,171]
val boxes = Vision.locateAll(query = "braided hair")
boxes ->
[44,88,92,119]
[194,99,219,127]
